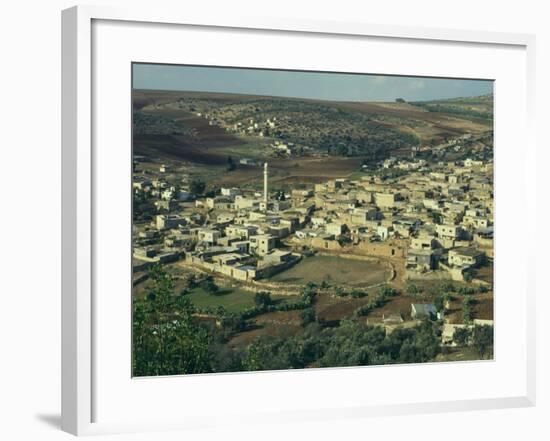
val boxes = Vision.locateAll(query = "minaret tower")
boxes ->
[263,162,268,205]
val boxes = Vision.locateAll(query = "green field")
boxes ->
[185,286,295,313]
[347,170,368,181]
[269,255,391,286]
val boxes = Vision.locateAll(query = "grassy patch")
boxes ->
[185,287,295,313]
[347,170,368,181]
[269,255,390,286]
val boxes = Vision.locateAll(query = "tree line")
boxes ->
[133,265,447,376]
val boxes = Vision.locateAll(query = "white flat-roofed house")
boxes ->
[206,196,234,210]
[156,214,186,230]
[164,234,194,250]
[234,195,259,210]
[326,222,345,238]
[462,215,489,229]
[262,249,294,265]
[448,247,484,268]
[375,192,401,209]
[250,234,276,255]
[410,236,436,250]
[220,187,242,197]
[377,225,393,241]
[225,225,258,240]
[406,248,437,271]
[197,228,221,245]
[436,224,462,240]
[216,212,236,224]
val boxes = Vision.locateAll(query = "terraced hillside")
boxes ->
[133,90,492,162]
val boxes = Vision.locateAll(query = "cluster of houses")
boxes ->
[207,112,311,157]
[132,153,494,348]
[133,162,307,281]
[228,116,277,138]
[289,157,492,283]
[133,154,493,289]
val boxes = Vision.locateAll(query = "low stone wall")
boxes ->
[256,256,302,280]
[315,252,396,282]
[405,270,452,281]
[181,254,301,284]
[180,252,395,296]
[317,252,379,263]
[250,253,395,295]
[355,240,407,258]
[304,237,407,259]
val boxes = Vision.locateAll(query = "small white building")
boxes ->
[377,225,393,241]
[448,247,484,267]
[197,229,221,245]
[436,224,462,240]
[156,214,186,230]
[221,187,242,197]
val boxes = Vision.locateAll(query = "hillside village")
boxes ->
[133,146,494,344]
[131,85,495,376]
[138,95,427,158]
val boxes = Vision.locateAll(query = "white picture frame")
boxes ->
[62,5,537,436]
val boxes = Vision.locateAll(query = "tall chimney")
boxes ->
[263,162,268,205]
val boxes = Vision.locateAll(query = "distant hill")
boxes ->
[132,90,493,164]
[411,94,494,124]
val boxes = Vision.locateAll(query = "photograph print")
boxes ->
[131,64,494,377]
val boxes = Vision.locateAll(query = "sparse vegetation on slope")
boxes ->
[412,94,494,123]
[133,110,194,136]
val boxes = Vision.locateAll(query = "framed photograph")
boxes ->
[62,5,536,436]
